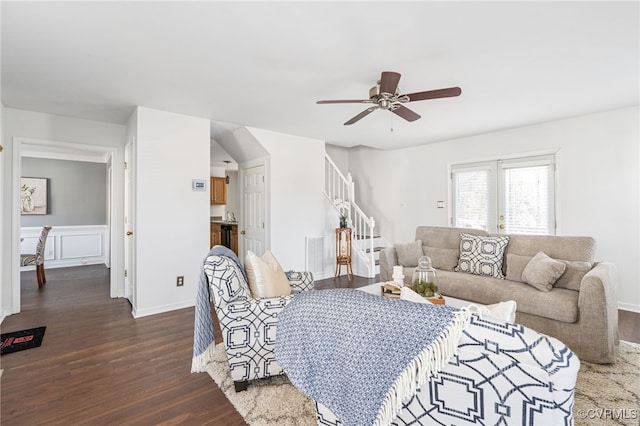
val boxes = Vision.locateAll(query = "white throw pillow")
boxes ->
[467,300,517,323]
[400,287,433,304]
[244,250,291,298]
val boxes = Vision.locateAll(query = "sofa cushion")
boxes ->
[506,253,592,291]
[505,253,530,283]
[436,270,578,323]
[415,226,487,250]
[244,250,292,298]
[422,246,459,271]
[521,251,567,292]
[455,233,509,279]
[502,234,596,263]
[555,260,593,291]
[395,240,423,267]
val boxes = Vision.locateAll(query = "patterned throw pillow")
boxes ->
[455,233,510,279]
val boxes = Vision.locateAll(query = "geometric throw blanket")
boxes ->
[275,288,471,426]
[191,245,246,373]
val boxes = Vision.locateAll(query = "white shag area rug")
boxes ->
[207,341,640,426]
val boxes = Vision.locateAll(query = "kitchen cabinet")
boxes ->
[231,226,238,254]
[210,177,227,205]
[210,223,221,248]
[210,221,238,255]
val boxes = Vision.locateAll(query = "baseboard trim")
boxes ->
[618,302,640,313]
[131,299,195,319]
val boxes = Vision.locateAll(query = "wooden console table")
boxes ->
[334,227,353,281]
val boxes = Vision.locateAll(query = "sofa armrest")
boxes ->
[577,262,619,363]
[286,271,314,294]
[379,247,398,282]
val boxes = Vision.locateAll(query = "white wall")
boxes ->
[326,144,350,176]
[247,127,330,274]
[132,107,210,317]
[1,108,126,317]
[347,106,639,311]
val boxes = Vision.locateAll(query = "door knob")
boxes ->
[126,231,133,236]
[240,230,246,235]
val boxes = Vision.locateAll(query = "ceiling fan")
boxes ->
[317,71,461,125]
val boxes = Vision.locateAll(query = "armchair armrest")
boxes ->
[286,271,314,294]
[218,295,293,382]
[379,247,398,282]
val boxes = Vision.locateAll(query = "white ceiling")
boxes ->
[2,1,638,150]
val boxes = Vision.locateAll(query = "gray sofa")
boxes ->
[380,226,619,364]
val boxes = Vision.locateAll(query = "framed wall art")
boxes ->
[21,177,48,215]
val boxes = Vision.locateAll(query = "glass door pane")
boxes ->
[451,162,496,231]
[452,155,555,235]
[498,156,555,235]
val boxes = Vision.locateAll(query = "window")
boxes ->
[451,155,556,235]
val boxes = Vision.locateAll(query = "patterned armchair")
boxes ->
[316,313,580,425]
[204,253,314,391]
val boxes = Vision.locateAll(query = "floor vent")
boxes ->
[305,236,324,278]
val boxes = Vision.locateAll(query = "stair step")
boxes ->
[365,246,385,253]
[354,234,381,240]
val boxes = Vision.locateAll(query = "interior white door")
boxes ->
[242,164,266,257]
[124,142,135,305]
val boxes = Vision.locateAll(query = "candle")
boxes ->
[393,265,403,276]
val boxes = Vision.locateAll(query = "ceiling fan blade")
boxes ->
[344,106,378,125]
[392,105,421,122]
[379,71,401,95]
[317,99,372,104]
[403,87,462,102]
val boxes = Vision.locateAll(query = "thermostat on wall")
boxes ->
[192,179,207,191]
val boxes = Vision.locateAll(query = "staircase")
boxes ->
[324,154,389,278]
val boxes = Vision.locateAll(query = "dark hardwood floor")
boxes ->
[1,265,244,425]
[1,267,638,425]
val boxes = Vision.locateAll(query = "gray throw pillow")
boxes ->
[422,246,459,271]
[455,233,510,279]
[521,251,567,292]
[505,253,532,283]
[395,240,423,267]
[554,260,592,291]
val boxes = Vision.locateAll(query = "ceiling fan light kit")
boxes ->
[317,71,461,125]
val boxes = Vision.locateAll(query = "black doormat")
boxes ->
[1,326,46,354]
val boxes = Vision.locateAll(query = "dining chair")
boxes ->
[20,226,52,288]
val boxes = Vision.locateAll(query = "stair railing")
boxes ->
[324,154,376,277]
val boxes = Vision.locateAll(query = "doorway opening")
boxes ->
[11,137,124,313]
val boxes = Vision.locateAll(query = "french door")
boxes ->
[451,155,556,235]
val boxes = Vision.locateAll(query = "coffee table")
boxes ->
[357,282,475,309]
